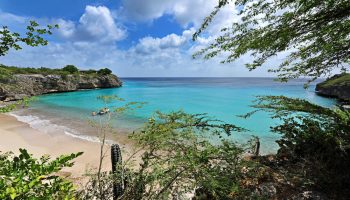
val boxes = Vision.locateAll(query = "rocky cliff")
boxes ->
[0,73,122,101]
[315,73,350,102]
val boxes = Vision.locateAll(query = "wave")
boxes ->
[9,112,115,145]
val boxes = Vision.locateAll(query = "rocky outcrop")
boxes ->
[0,74,122,101]
[315,74,350,102]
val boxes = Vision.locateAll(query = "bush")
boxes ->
[97,68,112,75]
[0,149,82,199]
[0,97,36,113]
[83,69,97,75]
[0,68,12,82]
[59,71,70,81]
[62,65,79,74]
[80,111,258,200]
[248,96,350,197]
[0,104,16,113]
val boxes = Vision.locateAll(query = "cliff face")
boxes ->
[0,74,122,101]
[315,74,350,102]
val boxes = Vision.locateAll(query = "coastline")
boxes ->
[0,113,135,185]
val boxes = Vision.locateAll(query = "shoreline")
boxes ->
[0,113,135,185]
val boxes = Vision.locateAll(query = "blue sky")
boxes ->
[0,0,271,77]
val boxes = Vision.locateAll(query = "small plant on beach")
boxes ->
[0,104,16,113]
[0,149,82,199]
[0,97,36,113]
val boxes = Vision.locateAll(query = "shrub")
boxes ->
[247,96,350,197]
[0,97,36,113]
[0,68,12,82]
[59,71,70,81]
[97,68,112,75]
[83,69,97,74]
[80,111,257,200]
[0,104,16,113]
[62,65,79,74]
[0,149,82,199]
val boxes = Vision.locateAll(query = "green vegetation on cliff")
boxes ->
[317,73,350,88]
[316,73,350,101]
[0,64,113,80]
[0,64,121,101]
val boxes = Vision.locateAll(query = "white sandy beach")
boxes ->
[0,113,135,185]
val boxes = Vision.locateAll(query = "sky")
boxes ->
[0,0,272,77]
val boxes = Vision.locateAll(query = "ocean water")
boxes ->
[15,78,336,154]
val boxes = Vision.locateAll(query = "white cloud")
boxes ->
[0,31,270,77]
[56,19,75,38]
[121,0,172,22]
[134,28,194,54]
[0,3,272,77]
[56,6,126,43]
[0,11,26,24]
[121,0,223,28]
[121,0,239,42]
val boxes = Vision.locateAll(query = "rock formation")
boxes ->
[0,73,122,101]
[315,73,350,102]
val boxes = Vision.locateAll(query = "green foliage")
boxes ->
[0,97,36,113]
[194,0,350,82]
[0,64,59,76]
[0,149,82,199]
[0,104,16,113]
[0,21,58,56]
[97,68,112,75]
[83,69,97,74]
[79,110,258,200]
[247,96,350,196]
[62,65,79,74]
[119,111,252,199]
[317,73,350,88]
[78,171,117,200]
[0,67,12,82]
[0,64,114,79]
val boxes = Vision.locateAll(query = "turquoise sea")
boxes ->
[17,78,336,154]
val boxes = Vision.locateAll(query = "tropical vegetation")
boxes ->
[0,149,82,199]
[0,21,58,57]
[0,64,114,82]
[194,0,350,83]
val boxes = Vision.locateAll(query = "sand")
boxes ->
[0,113,136,185]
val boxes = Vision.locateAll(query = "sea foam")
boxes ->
[9,112,114,145]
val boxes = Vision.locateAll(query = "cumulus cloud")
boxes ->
[56,6,126,43]
[121,0,216,27]
[121,0,172,22]
[0,3,271,77]
[121,0,237,31]
[134,28,194,55]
